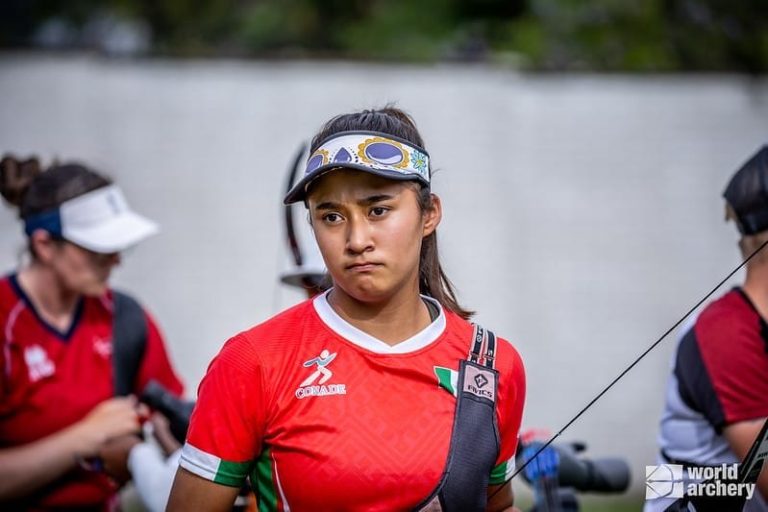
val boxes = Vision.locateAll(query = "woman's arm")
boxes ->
[0,396,140,500]
[166,467,241,512]
[724,418,768,501]
[487,481,519,512]
[487,339,526,512]
[167,334,265,510]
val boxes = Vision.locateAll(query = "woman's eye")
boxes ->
[323,213,342,223]
[370,207,389,217]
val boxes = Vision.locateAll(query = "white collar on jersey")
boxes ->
[312,288,447,354]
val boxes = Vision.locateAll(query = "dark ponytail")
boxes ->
[0,155,42,213]
[310,107,474,319]
[1,154,112,258]
[1,155,111,219]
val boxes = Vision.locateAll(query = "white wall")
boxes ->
[1,54,767,499]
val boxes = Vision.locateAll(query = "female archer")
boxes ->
[169,107,526,511]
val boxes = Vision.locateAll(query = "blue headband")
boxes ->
[23,209,63,238]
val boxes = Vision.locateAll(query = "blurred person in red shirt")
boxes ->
[0,155,183,511]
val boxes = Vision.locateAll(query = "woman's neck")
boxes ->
[327,281,432,347]
[742,263,768,321]
[17,263,81,331]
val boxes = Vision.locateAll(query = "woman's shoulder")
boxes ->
[101,289,161,331]
[0,273,24,318]
[696,288,754,331]
[244,298,316,338]
[443,309,524,376]
[215,298,318,362]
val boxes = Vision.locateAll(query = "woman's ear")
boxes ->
[423,193,442,237]
[30,230,59,263]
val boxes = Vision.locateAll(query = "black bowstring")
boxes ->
[491,238,768,499]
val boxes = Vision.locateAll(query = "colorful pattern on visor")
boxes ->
[306,133,430,183]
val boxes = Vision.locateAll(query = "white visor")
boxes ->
[59,185,159,253]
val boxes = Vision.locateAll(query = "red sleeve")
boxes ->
[179,333,267,486]
[133,310,184,397]
[696,313,768,427]
[0,331,6,403]
[489,338,526,485]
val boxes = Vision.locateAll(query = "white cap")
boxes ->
[59,185,159,253]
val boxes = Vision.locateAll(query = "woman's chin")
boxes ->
[81,282,110,297]
[337,282,390,304]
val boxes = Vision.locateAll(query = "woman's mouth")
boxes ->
[346,262,381,272]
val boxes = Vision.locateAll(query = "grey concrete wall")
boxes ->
[1,54,767,500]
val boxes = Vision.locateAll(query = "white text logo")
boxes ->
[646,463,756,501]
[295,349,346,399]
[24,345,55,382]
[93,337,112,359]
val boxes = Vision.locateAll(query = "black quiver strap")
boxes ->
[112,290,147,396]
[414,324,501,512]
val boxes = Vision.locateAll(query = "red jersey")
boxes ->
[647,288,768,512]
[0,274,184,511]
[182,292,525,511]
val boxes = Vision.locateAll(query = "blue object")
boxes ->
[523,442,561,480]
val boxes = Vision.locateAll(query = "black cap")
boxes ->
[723,145,768,235]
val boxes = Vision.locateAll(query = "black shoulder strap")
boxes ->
[112,290,148,396]
[468,323,497,369]
[414,323,500,511]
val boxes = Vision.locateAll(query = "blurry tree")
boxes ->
[0,0,766,73]
[663,0,768,74]
[500,0,768,73]
[502,1,676,71]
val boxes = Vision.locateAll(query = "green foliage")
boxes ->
[503,1,676,71]
[333,0,458,61]
[2,0,767,72]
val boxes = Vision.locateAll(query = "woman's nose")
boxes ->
[100,252,121,267]
[345,217,373,254]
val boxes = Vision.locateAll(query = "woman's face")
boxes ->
[307,170,440,303]
[38,236,120,296]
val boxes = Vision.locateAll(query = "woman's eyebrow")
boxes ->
[314,201,339,211]
[358,194,395,206]
[314,194,395,211]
